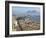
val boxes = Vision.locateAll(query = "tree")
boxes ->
[16,17,24,31]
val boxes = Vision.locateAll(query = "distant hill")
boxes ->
[16,15,40,23]
[24,15,40,23]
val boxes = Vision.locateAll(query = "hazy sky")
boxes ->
[12,6,40,16]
